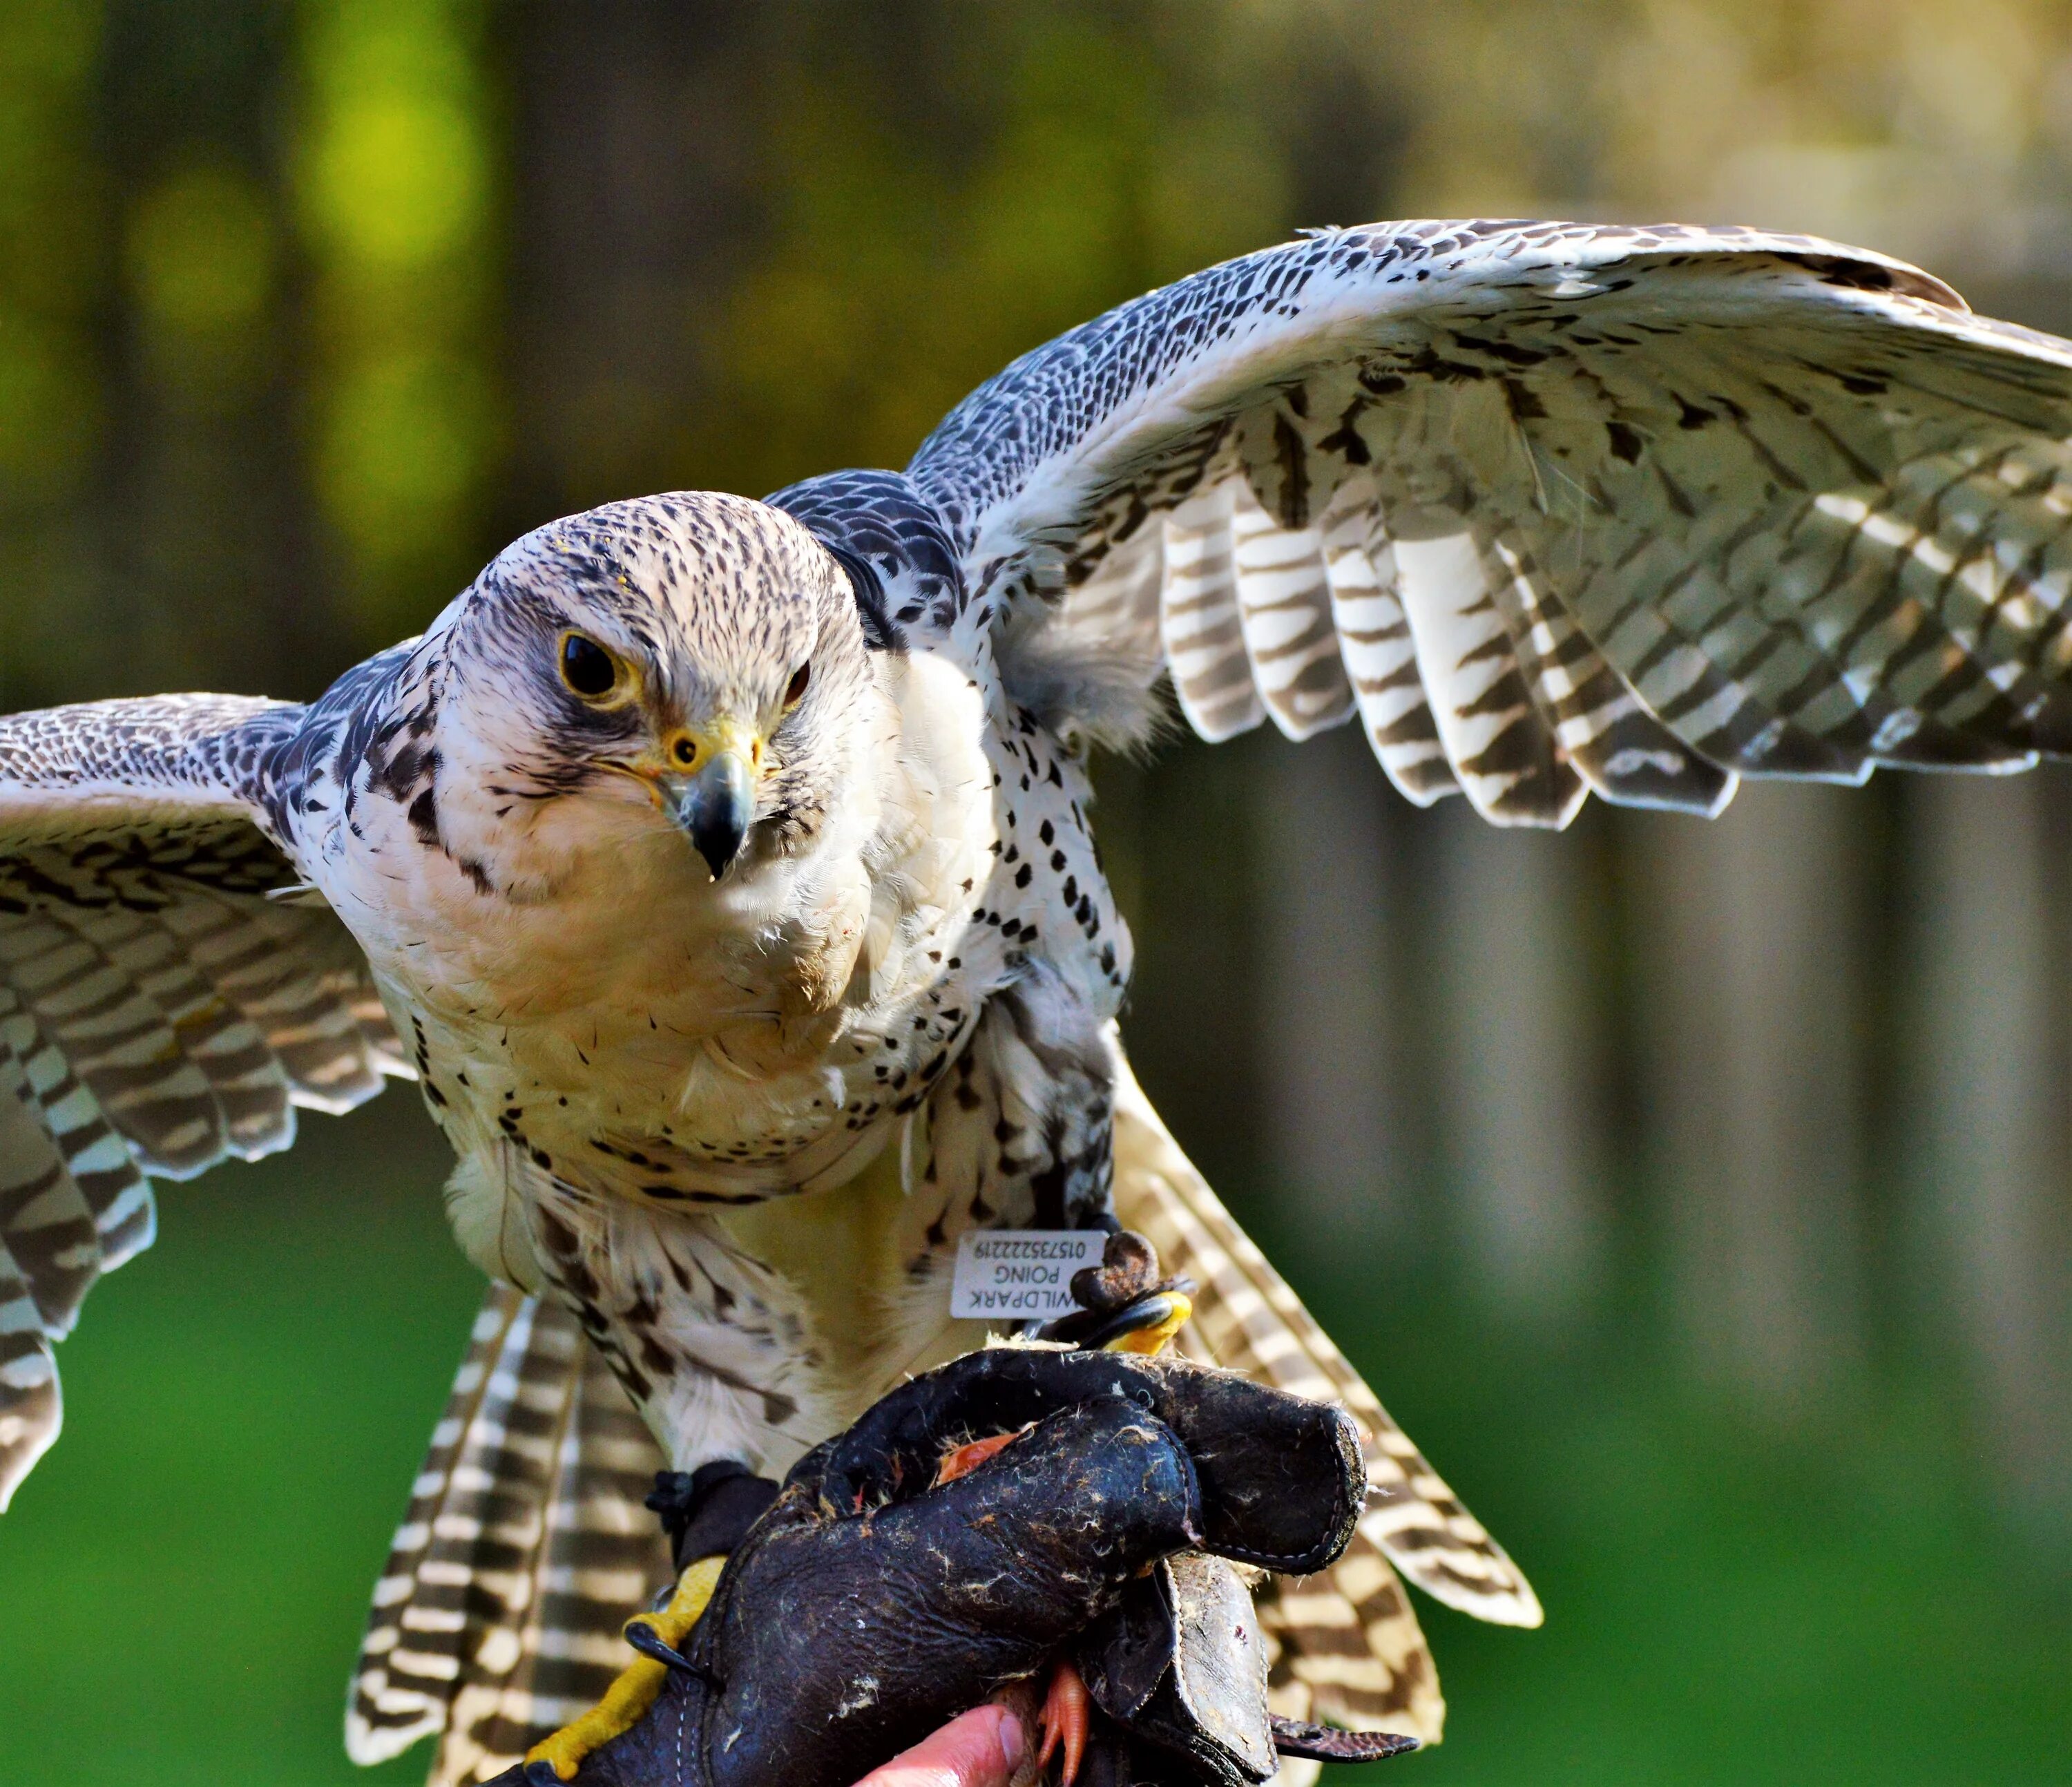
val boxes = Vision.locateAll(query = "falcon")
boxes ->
[8,218,2072,1783]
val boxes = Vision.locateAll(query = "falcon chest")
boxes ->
[337,657,1002,1208]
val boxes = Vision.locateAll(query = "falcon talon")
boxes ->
[519,1554,727,1780]
[1269,1715,1423,1763]
[622,1618,718,1685]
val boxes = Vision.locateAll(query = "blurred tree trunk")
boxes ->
[1430,801,1604,1322]
[1633,783,1869,1406]
[503,0,764,524]
[0,1,107,711]
[1115,736,1269,1200]
[1257,726,1416,1259]
[1907,774,2072,1538]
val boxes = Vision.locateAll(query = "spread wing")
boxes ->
[0,695,405,1508]
[908,219,2072,823]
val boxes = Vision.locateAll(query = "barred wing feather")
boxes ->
[347,1286,673,1786]
[910,219,2072,822]
[0,696,403,1509]
[1109,1033,1537,1749]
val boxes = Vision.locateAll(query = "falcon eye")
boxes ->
[785,663,811,706]
[558,631,622,700]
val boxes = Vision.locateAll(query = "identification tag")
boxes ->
[949,1229,1103,1321]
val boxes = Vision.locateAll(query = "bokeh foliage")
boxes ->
[0,3,2066,1782]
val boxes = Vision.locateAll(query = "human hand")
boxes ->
[852,1703,1026,1787]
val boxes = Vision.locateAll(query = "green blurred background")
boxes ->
[0,2,2067,1781]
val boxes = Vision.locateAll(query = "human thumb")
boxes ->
[852,1703,1027,1787]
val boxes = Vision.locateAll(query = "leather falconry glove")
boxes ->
[497,1345,1419,1787]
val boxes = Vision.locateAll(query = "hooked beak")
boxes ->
[655,722,760,881]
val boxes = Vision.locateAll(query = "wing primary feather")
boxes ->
[348,1288,562,1768]
[0,1235,59,1513]
[349,1286,672,1785]
[1230,481,1356,741]
[910,219,2072,820]
[441,1332,671,1781]
[0,983,155,1267]
[1319,486,1461,803]
[1484,533,1736,815]
[1392,530,1584,827]
[0,696,404,1508]
[1160,481,1265,743]
[1107,1029,1542,1755]
[1108,1032,1542,1631]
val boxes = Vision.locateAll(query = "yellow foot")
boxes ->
[524,1554,727,1782]
[1106,1288,1191,1356]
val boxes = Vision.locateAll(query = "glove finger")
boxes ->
[800,1348,1363,1575]
[1077,1556,1276,1787]
[1138,1356,1363,1575]
[700,1397,1202,1787]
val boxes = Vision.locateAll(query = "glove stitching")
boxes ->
[674,1670,693,1785]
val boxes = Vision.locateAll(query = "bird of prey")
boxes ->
[8,218,2072,1783]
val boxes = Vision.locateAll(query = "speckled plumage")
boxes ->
[12,218,2072,1778]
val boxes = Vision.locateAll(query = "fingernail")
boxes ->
[997,1710,1026,1768]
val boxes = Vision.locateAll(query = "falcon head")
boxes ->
[431,490,879,886]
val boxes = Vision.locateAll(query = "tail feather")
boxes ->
[347,1287,567,1767]
[346,1286,671,1784]
[437,1327,671,1784]
[1109,1033,1542,1749]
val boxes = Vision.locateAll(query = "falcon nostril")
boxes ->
[672,736,698,767]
